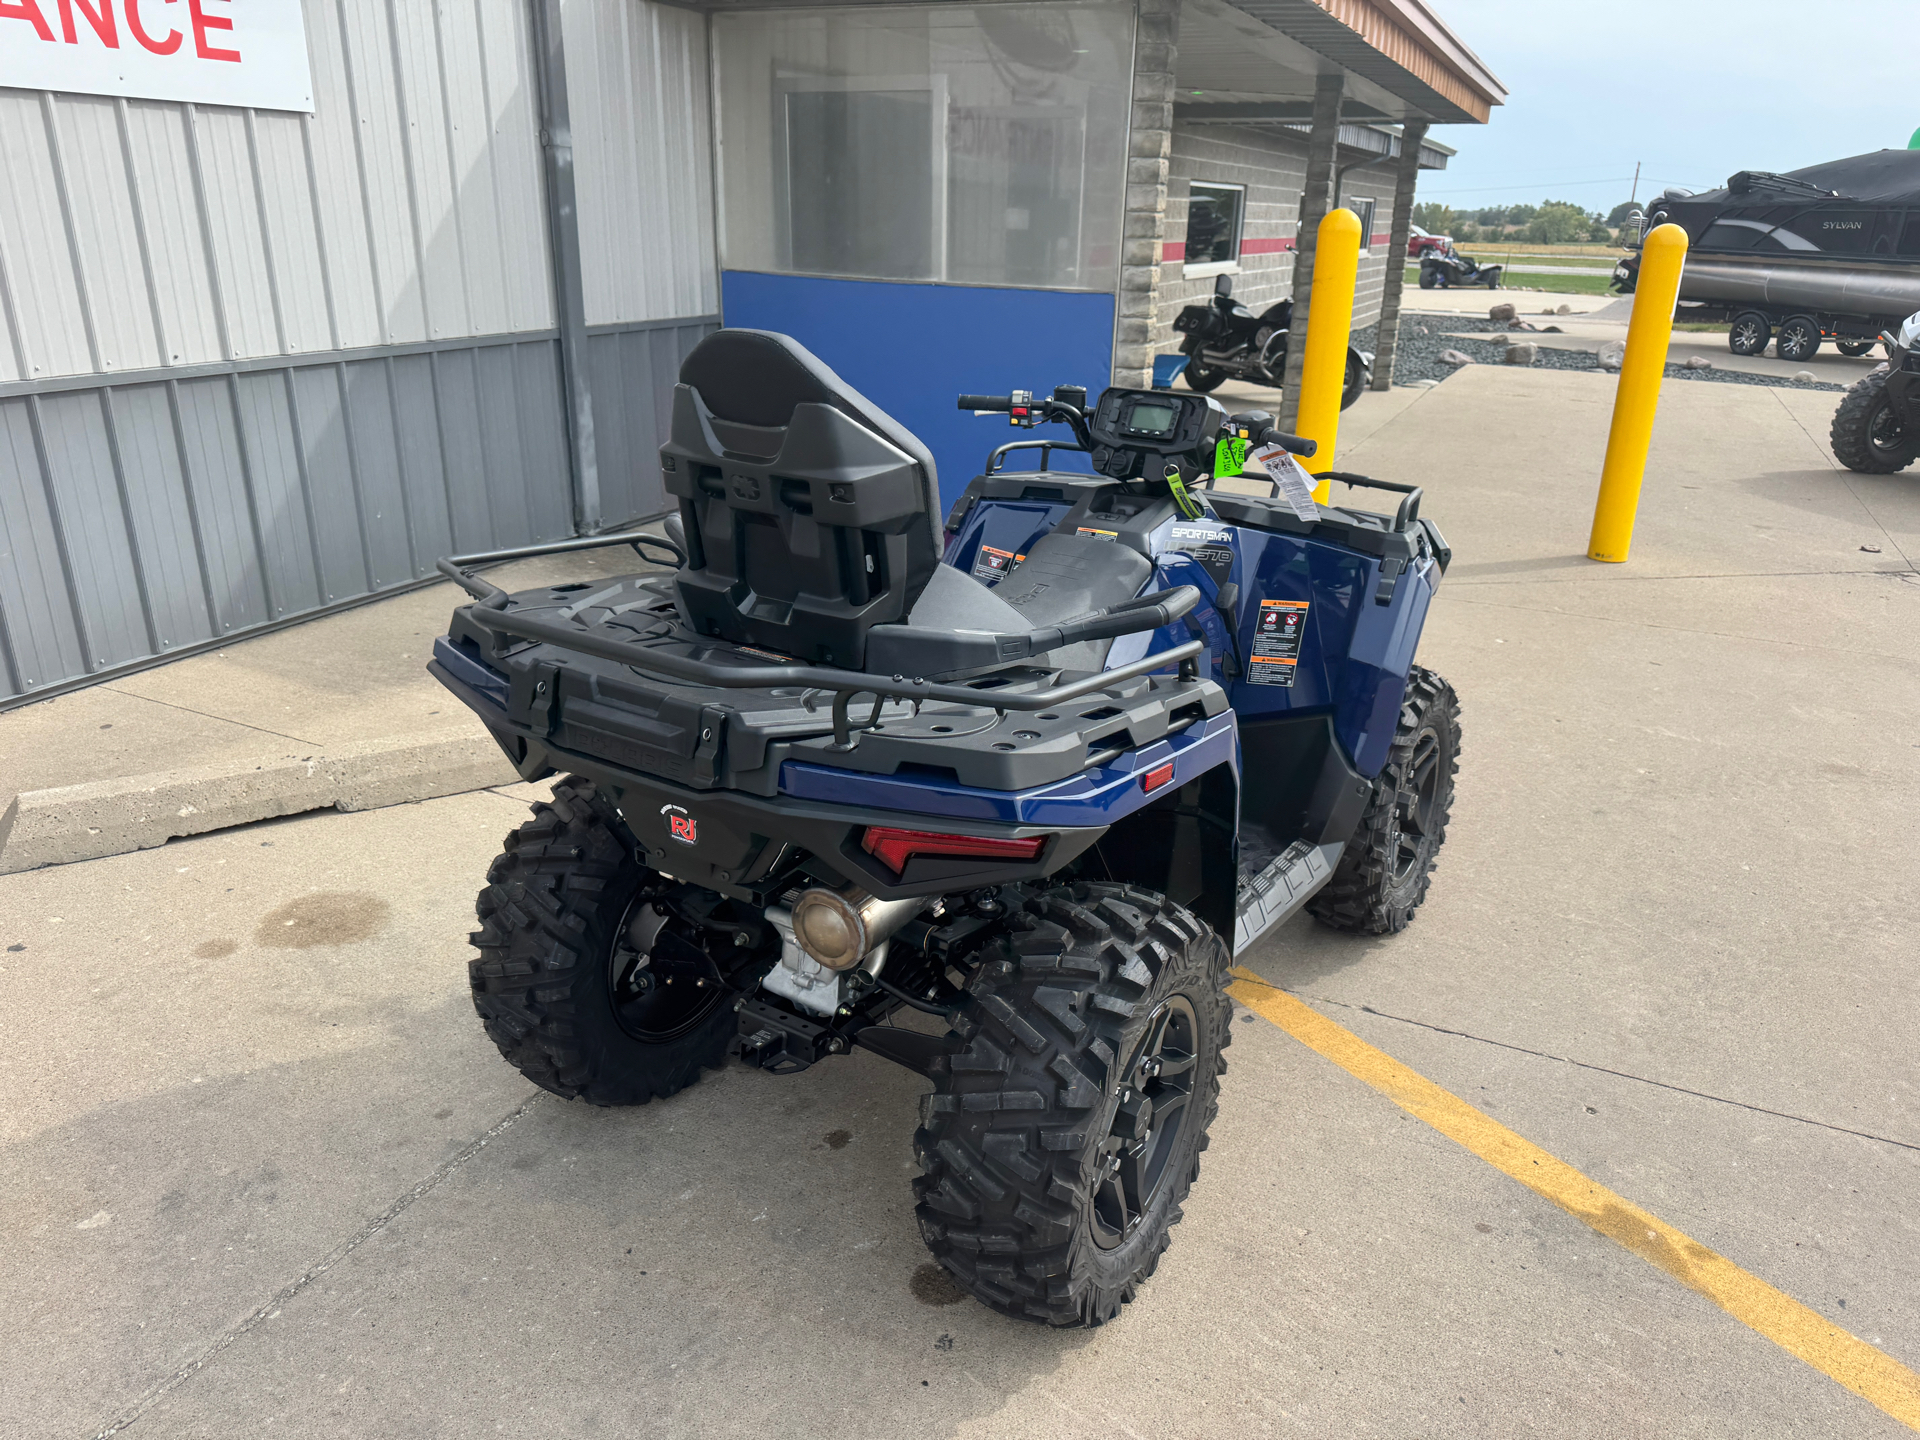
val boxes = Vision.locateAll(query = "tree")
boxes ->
[1505,203,1538,227]
[1606,200,1640,226]
[1588,218,1616,242]
[1523,199,1593,244]
[1412,202,1456,234]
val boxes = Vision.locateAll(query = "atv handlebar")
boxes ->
[1259,428,1317,458]
[957,394,1013,412]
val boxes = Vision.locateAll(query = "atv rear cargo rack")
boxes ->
[438,523,1208,749]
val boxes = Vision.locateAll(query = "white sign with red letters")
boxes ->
[1,0,313,113]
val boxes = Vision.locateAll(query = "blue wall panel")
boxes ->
[719,272,1112,512]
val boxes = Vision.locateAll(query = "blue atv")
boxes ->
[428,329,1459,1326]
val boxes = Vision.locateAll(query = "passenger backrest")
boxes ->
[660,329,942,668]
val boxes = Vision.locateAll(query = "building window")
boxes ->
[713,5,1133,290]
[1184,182,1245,273]
[779,78,946,281]
[1350,197,1377,253]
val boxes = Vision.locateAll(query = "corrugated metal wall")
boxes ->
[0,0,719,709]
[0,1,554,382]
[564,0,719,526]
[567,0,717,327]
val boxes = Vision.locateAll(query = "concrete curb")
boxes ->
[0,729,518,875]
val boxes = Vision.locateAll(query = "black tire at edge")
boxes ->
[1829,367,1919,474]
[469,775,734,1105]
[913,882,1232,1327]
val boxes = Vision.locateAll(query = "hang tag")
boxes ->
[1253,444,1320,522]
[1212,435,1249,479]
[1164,465,1205,520]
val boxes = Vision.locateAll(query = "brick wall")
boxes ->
[1160,122,1405,354]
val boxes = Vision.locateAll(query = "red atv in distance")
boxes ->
[1407,225,1452,260]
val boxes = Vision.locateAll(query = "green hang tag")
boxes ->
[1164,465,1204,520]
[1213,435,1249,479]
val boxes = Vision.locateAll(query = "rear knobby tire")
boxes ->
[1829,366,1918,473]
[913,883,1231,1327]
[1309,665,1461,935]
[469,775,733,1105]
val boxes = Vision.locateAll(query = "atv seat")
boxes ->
[661,331,1155,677]
[662,329,949,668]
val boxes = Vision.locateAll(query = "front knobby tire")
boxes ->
[1309,665,1461,935]
[469,776,734,1105]
[913,883,1232,1327]
[1830,367,1918,473]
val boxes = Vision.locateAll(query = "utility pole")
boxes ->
[1628,161,1641,206]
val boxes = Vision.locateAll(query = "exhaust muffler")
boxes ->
[789,882,925,972]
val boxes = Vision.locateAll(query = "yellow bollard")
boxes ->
[1293,207,1363,502]
[1588,222,1689,561]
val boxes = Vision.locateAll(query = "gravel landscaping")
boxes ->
[1384,313,1847,392]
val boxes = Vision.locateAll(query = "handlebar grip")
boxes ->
[1261,428,1317,458]
[1042,586,1202,650]
[958,394,1012,412]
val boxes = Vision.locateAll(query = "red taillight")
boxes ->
[1142,762,1176,794]
[862,826,1047,874]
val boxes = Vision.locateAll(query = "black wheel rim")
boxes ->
[1867,398,1905,458]
[606,892,727,1042]
[1089,996,1199,1251]
[1732,318,1764,352]
[1389,728,1443,887]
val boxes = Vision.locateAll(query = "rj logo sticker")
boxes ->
[661,805,698,845]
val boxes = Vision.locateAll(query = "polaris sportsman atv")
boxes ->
[428,329,1459,1326]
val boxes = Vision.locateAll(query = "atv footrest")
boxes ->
[1234,839,1342,953]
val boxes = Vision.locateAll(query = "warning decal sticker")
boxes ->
[1075,527,1119,541]
[1248,599,1309,686]
[972,544,1022,581]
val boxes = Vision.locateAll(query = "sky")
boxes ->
[1416,0,1920,216]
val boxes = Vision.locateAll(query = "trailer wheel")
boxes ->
[1776,315,1823,363]
[1728,312,1771,357]
[1836,339,1876,358]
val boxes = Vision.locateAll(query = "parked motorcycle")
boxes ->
[1173,274,1371,409]
[1418,244,1503,290]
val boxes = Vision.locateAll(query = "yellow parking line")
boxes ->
[1227,968,1920,1431]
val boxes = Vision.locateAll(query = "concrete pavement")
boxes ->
[0,544,655,874]
[1,366,1914,1437]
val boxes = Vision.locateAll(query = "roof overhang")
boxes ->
[1177,0,1504,126]
[1175,105,1455,168]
